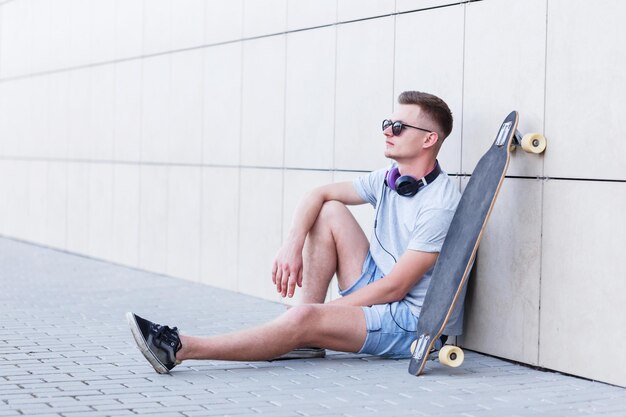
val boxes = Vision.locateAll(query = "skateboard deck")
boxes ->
[408,110,545,376]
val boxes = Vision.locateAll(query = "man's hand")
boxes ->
[272,240,304,298]
[271,182,365,298]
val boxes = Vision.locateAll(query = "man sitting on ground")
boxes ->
[127,91,461,373]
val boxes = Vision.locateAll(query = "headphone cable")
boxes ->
[375,181,414,332]
[374,183,397,263]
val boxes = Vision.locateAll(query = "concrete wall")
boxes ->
[0,0,624,387]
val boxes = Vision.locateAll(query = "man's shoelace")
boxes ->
[151,324,179,348]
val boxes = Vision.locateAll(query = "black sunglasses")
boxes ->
[382,119,432,136]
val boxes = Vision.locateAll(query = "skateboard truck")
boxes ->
[410,335,465,369]
[511,130,547,154]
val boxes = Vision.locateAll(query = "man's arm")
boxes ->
[330,250,438,307]
[272,181,366,297]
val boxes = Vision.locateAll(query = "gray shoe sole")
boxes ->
[126,312,170,374]
[273,347,326,361]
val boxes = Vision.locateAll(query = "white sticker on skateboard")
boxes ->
[414,334,431,361]
[495,121,512,147]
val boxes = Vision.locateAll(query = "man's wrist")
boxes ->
[286,230,306,249]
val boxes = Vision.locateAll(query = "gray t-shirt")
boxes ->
[353,165,465,334]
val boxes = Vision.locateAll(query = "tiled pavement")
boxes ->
[1,237,625,417]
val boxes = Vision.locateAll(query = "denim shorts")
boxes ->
[339,252,418,359]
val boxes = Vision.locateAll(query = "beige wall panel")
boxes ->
[29,76,48,159]
[0,83,7,155]
[167,166,202,282]
[3,79,32,157]
[90,65,115,161]
[0,0,28,77]
[281,170,334,306]
[66,163,91,255]
[241,36,286,168]
[112,164,140,268]
[67,69,92,160]
[16,79,33,157]
[540,180,626,387]
[460,177,542,365]
[463,0,546,177]
[170,50,203,165]
[45,162,68,250]
[170,0,205,51]
[285,28,335,170]
[238,168,284,302]
[0,81,21,156]
[203,43,242,166]
[44,0,71,72]
[89,0,116,64]
[394,6,464,175]
[200,167,240,292]
[69,0,92,68]
[114,61,142,162]
[143,0,172,55]
[13,162,33,239]
[0,162,10,235]
[2,162,29,239]
[335,18,394,171]
[243,0,287,38]
[337,0,394,22]
[205,0,243,44]
[114,0,143,60]
[25,162,48,244]
[47,72,69,160]
[87,163,114,260]
[141,55,171,163]
[15,77,36,158]
[544,0,626,181]
[30,0,53,73]
[138,165,169,275]
[287,0,336,31]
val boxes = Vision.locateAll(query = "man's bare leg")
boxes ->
[300,201,370,304]
[176,304,367,361]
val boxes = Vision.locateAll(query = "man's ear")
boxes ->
[423,131,440,149]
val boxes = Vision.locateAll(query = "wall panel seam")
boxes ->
[537,0,551,367]
[6,156,625,183]
[460,2,467,181]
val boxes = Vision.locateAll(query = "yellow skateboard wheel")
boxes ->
[438,345,464,368]
[521,133,547,154]
[410,340,417,354]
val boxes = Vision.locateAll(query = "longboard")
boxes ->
[408,111,546,376]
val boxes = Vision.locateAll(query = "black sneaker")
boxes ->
[273,347,326,361]
[126,312,182,374]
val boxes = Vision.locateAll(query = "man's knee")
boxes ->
[314,200,349,231]
[319,200,347,219]
[281,304,321,340]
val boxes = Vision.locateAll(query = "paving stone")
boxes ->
[0,237,624,417]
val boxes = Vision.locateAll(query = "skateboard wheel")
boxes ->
[438,345,464,368]
[521,133,547,154]
[410,340,417,354]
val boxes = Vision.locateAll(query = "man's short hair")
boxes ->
[398,91,453,141]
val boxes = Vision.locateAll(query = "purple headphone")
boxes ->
[384,161,442,197]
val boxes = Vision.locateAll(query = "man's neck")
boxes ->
[395,155,438,179]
